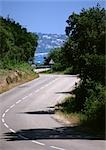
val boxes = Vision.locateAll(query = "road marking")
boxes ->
[19,134,28,140]
[50,146,65,150]
[22,95,28,100]
[28,93,33,96]
[4,123,9,128]
[32,140,45,146]
[5,109,9,113]
[35,89,41,93]
[10,104,15,108]
[9,128,16,133]
[43,78,59,88]
[16,99,22,104]
[34,78,59,93]
[2,118,5,123]
[2,113,5,118]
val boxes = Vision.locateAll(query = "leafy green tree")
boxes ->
[46,48,66,71]
[64,5,105,74]
[51,4,105,129]
[0,16,38,68]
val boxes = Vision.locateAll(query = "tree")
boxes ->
[0,16,38,68]
[63,4,105,76]
[50,4,105,129]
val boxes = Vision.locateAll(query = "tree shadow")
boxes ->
[3,126,105,141]
[55,88,76,95]
[4,109,105,141]
[56,91,72,94]
[21,107,59,115]
[24,110,55,115]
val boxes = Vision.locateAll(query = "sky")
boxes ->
[0,0,105,34]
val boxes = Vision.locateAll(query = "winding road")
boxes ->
[0,74,105,150]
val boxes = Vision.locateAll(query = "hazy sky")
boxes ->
[0,0,105,34]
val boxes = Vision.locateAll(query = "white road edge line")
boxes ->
[50,146,65,150]
[32,140,45,146]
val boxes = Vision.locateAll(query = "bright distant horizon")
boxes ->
[0,0,105,34]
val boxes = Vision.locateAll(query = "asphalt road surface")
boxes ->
[0,74,105,150]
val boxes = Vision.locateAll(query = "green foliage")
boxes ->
[74,80,105,110]
[59,81,105,129]
[66,5,105,54]
[54,4,105,130]
[84,84,105,119]
[52,63,64,71]
[49,5,105,76]
[48,48,62,63]
[66,5,105,73]
[79,54,105,85]
[0,16,38,68]
[64,67,73,74]
[59,97,77,113]
[46,48,66,71]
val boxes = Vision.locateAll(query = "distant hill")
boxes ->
[35,33,66,53]
[34,33,66,64]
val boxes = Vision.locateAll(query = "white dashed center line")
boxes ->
[4,123,9,128]
[10,104,15,108]
[9,128,16,133]
[28,93,33,96]
[2,113,5,118]
[22,95,28,100]
[5,109,9,113]
[16,99,22,104]
[50,146,65,150]
[2,118,5,123]
[32,140,45,146]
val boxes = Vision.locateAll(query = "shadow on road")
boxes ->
[3,109,105,141]
[24,109,55,115]
[56,91,72,94]
[55,88,76,95]
[3,125,105,141]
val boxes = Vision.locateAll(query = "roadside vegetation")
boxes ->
[0,16,38,93]
[47,5,105,132]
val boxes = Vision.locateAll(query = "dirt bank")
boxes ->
[0,69,38,93]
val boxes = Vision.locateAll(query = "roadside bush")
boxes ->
[52,63,64,71]
[73,80,104,111]
[64,67,73,74]
[83,84,105,129]
[59,80,105,130]
[58,96,77,113]
[79,54,105,85]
